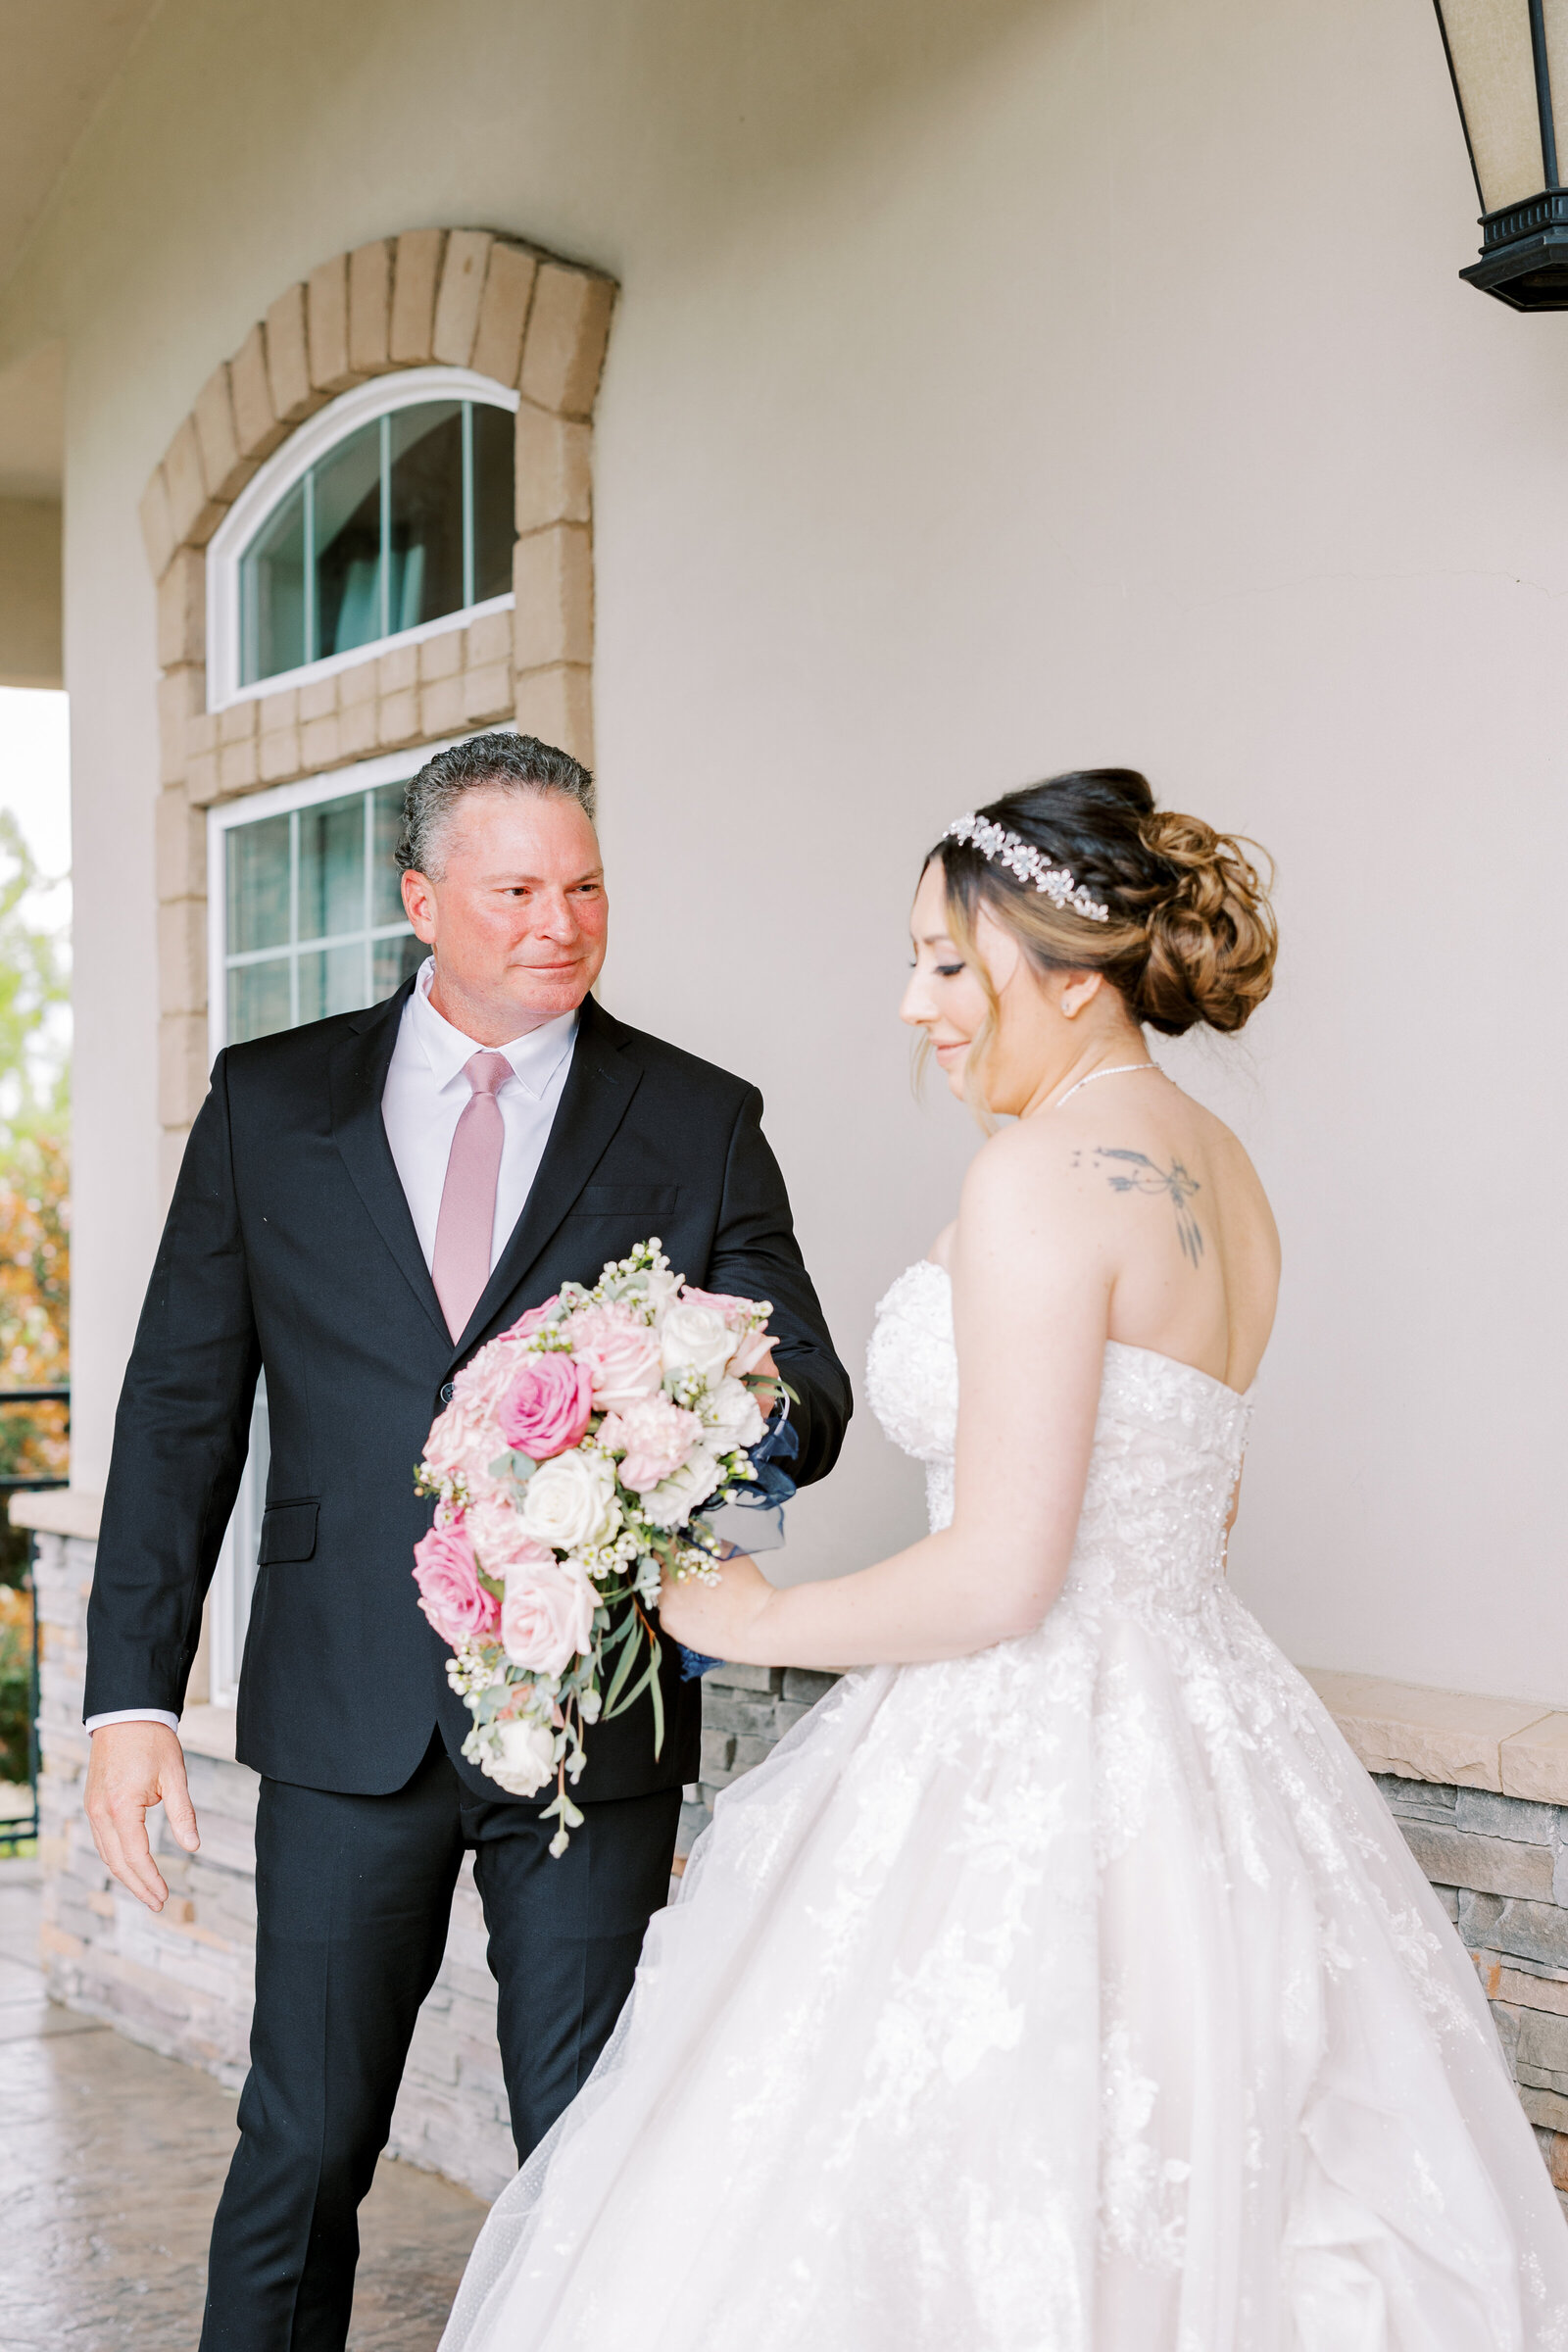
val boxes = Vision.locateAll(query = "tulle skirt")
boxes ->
[440,1583,1568,2350]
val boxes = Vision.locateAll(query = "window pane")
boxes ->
[228,958,292,1044]
[314,419,383,661]
[298,942,367,1025]
[373,931,426,997]
[227,814,291,954]
[298,792,365,943]
[371,783,409,925]
[388,402,464,628]
[239,479,307,685]
[471,402,516,606]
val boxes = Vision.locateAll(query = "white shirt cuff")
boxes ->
[84,1709,182,1736]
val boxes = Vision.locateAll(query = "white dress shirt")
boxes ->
[87,960,578,1738]
[381,956,578,1276]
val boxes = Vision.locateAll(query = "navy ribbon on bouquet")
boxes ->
[676,1404,800,1682]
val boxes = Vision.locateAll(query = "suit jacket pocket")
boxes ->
[572,1184,680,1214]
[258,1499,319,1565]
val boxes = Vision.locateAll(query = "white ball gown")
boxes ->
[440,1258,1568,2350]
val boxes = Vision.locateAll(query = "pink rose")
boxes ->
[413,1516,499,1647]
[501,1551,597,1676]
[679,1286,774,1377]
[565,1303,664,1411]
[423,1333,533,1498]
[507,1295,562,1341]
[598,1395,703,1492]
[499,1353,595,1460]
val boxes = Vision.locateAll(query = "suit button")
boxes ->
[439,1382,455,1403]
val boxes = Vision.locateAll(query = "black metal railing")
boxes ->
[0,1384,70,1857]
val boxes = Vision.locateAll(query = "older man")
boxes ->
[82,732,852,2352]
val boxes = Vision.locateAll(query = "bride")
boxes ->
[442,768,1568,2349]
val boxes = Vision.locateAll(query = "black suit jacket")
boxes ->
[85,985,851,1800]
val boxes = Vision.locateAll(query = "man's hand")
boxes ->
[84,1721,200,1913]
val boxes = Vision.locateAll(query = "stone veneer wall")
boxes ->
[24,1502,1568,2209]
[27,1507,827,2200]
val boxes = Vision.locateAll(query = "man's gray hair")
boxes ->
[396,731,596,877]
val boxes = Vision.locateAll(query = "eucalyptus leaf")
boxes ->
[602,1619,648,1717]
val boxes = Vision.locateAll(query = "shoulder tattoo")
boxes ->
[1073,1146,1204,1267]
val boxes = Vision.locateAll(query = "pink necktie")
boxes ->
[432,1052,513,1340]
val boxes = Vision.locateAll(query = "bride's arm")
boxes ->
[661,1127,1111,1669]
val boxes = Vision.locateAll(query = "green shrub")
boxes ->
[0,1601,31,1784]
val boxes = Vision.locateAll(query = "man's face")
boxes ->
[400,787,609,1034]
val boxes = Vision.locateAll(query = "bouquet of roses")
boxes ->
[411,1240,791,1853]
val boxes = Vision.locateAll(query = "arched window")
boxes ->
[207,367,517,705]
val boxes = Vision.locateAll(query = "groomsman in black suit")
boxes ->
[82,731,852,2352]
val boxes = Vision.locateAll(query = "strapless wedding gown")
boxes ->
[441,1259,1568,2350]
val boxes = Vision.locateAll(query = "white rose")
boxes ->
[640,1443,724,1530]
[700,1375,764,1452]
[660,1301,736,1388]
[487,1717,556,1797]
[519,1448,621,1551]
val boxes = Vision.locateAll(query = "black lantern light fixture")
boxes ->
[1434,0,1568,306]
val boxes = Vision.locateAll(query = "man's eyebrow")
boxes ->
[482,866,605,886]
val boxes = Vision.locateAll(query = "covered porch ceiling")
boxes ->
[0,0,162,498]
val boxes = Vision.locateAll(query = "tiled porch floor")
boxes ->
[0,1862,488,2350]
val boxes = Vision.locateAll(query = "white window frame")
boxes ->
[206,367,519,713]
[203,738,483,1702]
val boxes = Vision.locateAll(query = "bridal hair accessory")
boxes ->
[943,814,1110,922]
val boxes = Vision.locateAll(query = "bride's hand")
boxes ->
[658,1549,773,1661]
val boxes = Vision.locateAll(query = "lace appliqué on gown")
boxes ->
[442,1260,1568,2352]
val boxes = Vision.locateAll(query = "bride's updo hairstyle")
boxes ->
[929,768,1276,1046]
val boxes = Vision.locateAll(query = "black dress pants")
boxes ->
[199,1733,681,2352]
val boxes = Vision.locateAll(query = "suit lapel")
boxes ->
[455,997,643,1355]
[327,980,451,1347]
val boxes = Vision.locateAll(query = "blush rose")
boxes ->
[566,1304,664,1412]
[500,1551,597,1677]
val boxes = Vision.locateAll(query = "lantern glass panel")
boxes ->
[1544,0,1568,172]
[1441,0,1547,211]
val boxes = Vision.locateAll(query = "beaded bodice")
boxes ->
[863,1257,1251,1619]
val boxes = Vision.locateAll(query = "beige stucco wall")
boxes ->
[1,0,1564,1701]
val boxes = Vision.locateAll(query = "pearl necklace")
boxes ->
[1054,1060,1165,1109]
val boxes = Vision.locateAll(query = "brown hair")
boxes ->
[926,769,1276,1100]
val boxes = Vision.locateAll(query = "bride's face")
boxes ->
[901,860,1032,1103]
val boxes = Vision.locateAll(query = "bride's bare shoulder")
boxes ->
[954,1118,1106,1253]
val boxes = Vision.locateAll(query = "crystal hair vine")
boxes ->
[943,813,1111,923]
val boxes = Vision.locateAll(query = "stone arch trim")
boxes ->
[143,229,614,1191]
